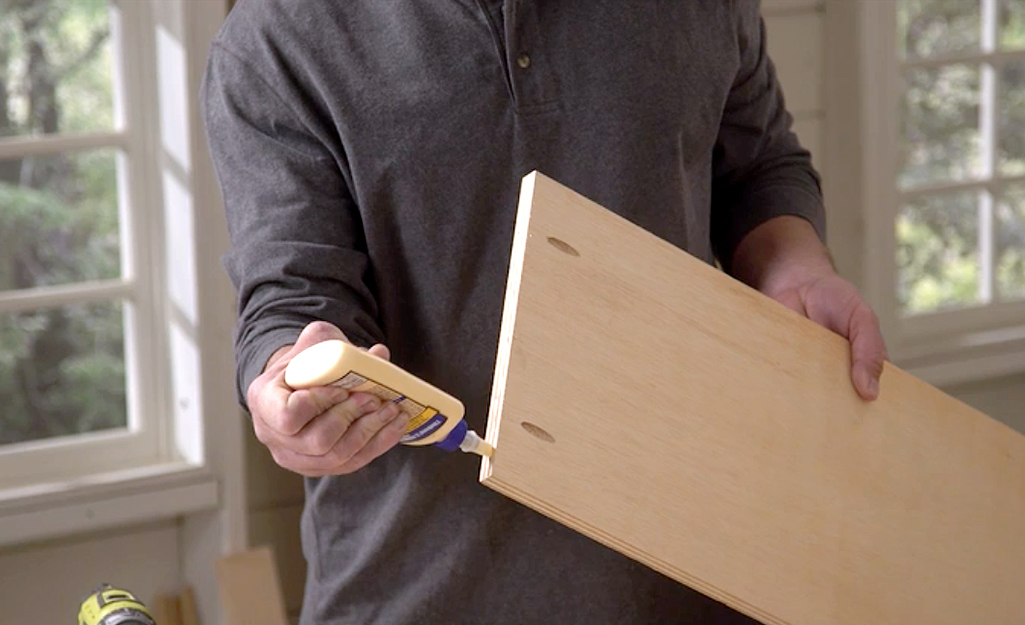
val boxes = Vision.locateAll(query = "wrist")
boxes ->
[730,216,834,295]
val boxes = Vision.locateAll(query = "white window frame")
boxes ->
[846,0,1025,386]
[0,0,245,583]
[0,0,169,488]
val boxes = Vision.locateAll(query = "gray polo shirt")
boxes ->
[201,1,824,623]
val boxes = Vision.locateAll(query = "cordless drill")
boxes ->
[78,584,156,625]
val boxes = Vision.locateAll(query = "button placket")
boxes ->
[505,1,558,111]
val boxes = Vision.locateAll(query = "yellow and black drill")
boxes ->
[78,584,156,625]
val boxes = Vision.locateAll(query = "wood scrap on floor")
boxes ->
[215,545,289,625]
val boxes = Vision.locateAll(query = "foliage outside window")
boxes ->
[0,0,126,447]
[896,0,1025,316]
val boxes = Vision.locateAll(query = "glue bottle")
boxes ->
[284,339,493,457]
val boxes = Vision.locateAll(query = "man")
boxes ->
[201,1,887,623]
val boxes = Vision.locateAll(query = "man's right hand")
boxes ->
[246,321,410,476]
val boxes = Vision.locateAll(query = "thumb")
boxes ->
[367,343,391,361]
[292,320,349,353]
[847,304,887,401]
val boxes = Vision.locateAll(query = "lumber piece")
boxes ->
[149,594,181,625]
[480,171,1025,625]
[179,586,199,625]
[215,546,289,625]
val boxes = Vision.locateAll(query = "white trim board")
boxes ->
[0,463,218,549]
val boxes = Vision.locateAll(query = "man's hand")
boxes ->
[731,216,888,401]
[247,321,410,476]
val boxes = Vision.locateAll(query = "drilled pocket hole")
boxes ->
[520,421,556,443]
[547,237,580,257]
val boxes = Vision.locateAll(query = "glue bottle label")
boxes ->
[331,371,448,443]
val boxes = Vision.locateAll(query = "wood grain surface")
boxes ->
[480,171,1025,625]
[215,546,289,625]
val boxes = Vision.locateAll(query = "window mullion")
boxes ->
[979,0,998,304]
[900,48,1025,70]
[0,132,127,160]
[861,0,901,342]
[0,280,134,313]
[112,0,169,460]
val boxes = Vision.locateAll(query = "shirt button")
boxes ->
[517,53,531,69]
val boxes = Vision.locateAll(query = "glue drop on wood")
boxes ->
[284,339,494,457]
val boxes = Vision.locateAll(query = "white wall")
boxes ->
[764,0,826,172]
[0,521,182,623]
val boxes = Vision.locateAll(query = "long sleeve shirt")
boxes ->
[201,1,824,623]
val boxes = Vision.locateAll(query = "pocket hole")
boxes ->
[547,237,580,257]
[520,421,556,443]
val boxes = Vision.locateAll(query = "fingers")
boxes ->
[335,408,409,472]
[246,319,405,476]
[846,303,887,401]
[249,382,343,436]
[367,343,390,360]
[286,392,382,455]
[265,401,409,476]
[793,276,887,402]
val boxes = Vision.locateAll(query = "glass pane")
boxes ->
[898,191,981,314]
[0,150,121,291]
[0,0,114,138]
[0,300,127,446]
[900,64,982,188]
[996,185,1025,300]
[1000,0,1025,49]
[1000,61,1025,176]
[899,0,981,59]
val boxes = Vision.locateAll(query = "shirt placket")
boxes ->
[505,0,559,112]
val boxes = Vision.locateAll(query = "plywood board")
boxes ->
[480,171,1025,625]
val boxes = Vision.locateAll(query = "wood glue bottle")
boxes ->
[284,339,494,457]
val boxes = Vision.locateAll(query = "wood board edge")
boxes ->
[480,475,786,625]
[480,170,539,483]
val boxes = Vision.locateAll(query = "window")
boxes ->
[859,0,1025,382]
[0,0,166,488]
[0,0,236,561]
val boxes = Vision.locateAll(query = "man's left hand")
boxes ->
[761,270,887,400]
[730,216,887,401]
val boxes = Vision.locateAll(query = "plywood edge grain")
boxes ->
[480,171,538,482]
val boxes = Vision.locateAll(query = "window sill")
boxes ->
[894,325,1025,389]
[0,462,219,549]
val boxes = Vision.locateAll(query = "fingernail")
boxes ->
[867,375,879,397]
[385,403,403,421]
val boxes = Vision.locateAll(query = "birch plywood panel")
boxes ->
[480,171,1025,625]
